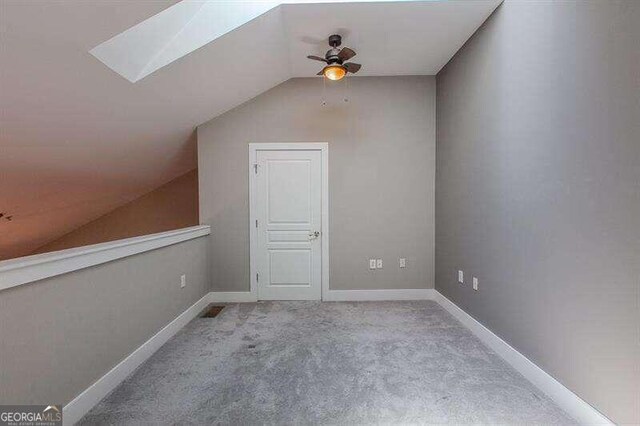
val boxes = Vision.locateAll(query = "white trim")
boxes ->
[209,291,257,303]
[60,289,613,426]
[248,145,259,301]
[0,226,211,292]
[62,292,211,426]
[433,291,613,425]
[320,146,329,301]
[325,288,436,301]
[248,143,329,301]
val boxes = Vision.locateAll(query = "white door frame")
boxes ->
[249,143,329,300]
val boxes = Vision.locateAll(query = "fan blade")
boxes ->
[307,55,327,63]
[338,47,356,61]
[344,62,361,73]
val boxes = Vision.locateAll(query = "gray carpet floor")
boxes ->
[79,301,575,425]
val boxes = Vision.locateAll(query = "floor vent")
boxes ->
[202,305,225,318]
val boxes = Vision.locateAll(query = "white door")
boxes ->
[253,148,323,300]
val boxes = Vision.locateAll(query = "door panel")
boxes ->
[267,160,311,223]
[269,250,310,286]
[255,149,322,300]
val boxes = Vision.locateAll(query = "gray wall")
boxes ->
[0,236,210,405]
[435,1,640,424]
[198,76,435,292]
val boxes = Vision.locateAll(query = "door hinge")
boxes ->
[255,219,258,228]
[256,273,259,282]
[254,163,258,174]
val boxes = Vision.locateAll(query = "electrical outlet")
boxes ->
[376,259,383,269]
[399,258,406,268]
[473,277,479,291]
[180,274,186,288]
[369,259,377,270]
[458,270,464,284]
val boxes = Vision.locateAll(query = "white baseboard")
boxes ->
[62,292,211,426]
[433,291,613,425]
[61,289,612,426]
[209,289,437,303]
[324,288,436,301]
[209,291,257,303]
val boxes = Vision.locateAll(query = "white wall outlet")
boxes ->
[458,270,464,284]
[376,259,383,269]
[399,258,406,268]
[369,259,377,270]
[180,274,186,288]
[473,277,479,291]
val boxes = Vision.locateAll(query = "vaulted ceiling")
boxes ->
[0,0,501,259]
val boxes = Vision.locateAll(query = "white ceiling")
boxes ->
[91,0,500,82]
[0,0,500,259]
[284,0,501,76]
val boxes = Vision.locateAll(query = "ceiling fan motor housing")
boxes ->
[326,48,342,64]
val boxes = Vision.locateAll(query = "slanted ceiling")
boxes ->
[0,0,500,260]
[91,0,501,82]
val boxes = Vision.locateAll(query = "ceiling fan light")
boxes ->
[323,65,346,81]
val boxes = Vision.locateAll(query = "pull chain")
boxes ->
[322,76,326,106]
[344,74,350,103]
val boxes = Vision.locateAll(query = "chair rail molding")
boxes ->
[0,225,211,291]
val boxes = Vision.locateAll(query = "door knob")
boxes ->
[309,231,320,240]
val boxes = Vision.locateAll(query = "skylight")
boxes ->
[90,0,422,82]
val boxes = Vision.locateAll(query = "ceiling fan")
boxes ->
[307,34,361,81]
